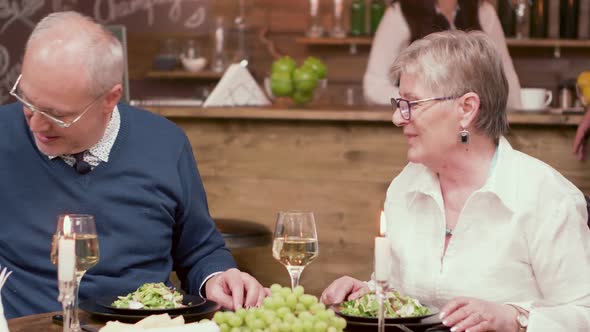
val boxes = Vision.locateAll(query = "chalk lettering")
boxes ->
[0,44,8,76]
[0,63,20,104]
[0,0,44,33]
[93,0,191,26]
[183,6,204,29]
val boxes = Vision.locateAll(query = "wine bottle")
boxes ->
[497,0,516,37]
[560,0,580,39]
[530,0,549,38]
[369,0,385,36]
[350,0,366,36]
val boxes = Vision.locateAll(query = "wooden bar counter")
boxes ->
[145,105,589,296]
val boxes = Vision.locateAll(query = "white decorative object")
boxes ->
[180,56,207,72]
[0,266,13,332]
[374,237,391,281]
[58,238,75,282]
[203,64,270,107]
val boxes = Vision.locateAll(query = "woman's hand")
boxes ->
[440,297,518,332]
[319,276,369,305]
[573,107,590,160]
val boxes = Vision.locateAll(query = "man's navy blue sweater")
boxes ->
[0,102,235,318]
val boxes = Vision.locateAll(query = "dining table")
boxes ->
[8,311,101,332]
[8,311,451,332]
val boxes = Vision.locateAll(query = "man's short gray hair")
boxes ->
[26,11,124,97]
[390,30,509,139]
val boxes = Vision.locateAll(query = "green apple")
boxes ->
[292,89,314,105]
[303,56,327,79]
[293,67,319,93]
[272,56,297,74]
[270,71,294,97]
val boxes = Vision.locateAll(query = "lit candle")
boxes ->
[379,210,387,237]
[374,211,390,281]
[58,216,75,282]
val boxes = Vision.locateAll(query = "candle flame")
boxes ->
[63,215,72,236]
[380,210,387,236]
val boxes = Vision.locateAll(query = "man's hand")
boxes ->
[204,268,268,310]
[573,107,590,160]
[440,297,519,332]
[320,276,369,305]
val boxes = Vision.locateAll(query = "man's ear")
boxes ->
[102,84,122,114]
[458,92,480,128]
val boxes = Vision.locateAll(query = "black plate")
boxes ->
[95,294,206,315]
[343,314,445,332]
[332,304,440,324]
[80,297,220,323]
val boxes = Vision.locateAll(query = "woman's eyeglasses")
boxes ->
[391,96,457,121]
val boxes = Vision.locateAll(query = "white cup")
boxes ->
[520,88,552,111]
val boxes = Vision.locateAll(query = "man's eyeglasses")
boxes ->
[10,74,104,128]
[391,96,457,121]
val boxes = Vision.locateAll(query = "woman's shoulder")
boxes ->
[503,146,582,200]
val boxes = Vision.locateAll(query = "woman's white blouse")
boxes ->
[383,137,590,331]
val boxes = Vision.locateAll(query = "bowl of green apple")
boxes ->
[264,56,328,107]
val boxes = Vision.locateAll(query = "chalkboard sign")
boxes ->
[0,0,210,104]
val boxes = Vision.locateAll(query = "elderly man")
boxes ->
[0,11,266,319]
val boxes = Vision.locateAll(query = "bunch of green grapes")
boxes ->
[212,284,347,332]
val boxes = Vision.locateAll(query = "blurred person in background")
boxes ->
[364,0,522,110]
[573,106,590,160]
[322,30,590,332]
[0,11,266,318]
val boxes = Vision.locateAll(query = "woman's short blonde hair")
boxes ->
[390,30,509,139]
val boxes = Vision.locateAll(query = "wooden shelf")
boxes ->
[146,70,223,80]
[296,36,590,48]
[295,36,372,46]
[505,38,590,47]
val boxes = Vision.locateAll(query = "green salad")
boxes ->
[111,282,185,309]
[340,290,430,318]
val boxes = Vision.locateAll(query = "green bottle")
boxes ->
[350,0,366,36]
[370,0,385,35]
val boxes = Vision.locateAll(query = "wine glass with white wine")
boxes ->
[50,214,99,332]
[272,211,318,289]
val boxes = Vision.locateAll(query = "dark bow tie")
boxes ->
[72,151,91,174]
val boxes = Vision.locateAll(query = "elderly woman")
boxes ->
[321,30,590,332]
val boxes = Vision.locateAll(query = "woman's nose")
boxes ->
[392,108,409,127]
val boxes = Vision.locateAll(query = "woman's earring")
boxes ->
[459,127,469,144]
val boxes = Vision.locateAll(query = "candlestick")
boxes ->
[330,0,346,38]
[376,279,388,332]
[334,0,342,17]
[306,0,324,38]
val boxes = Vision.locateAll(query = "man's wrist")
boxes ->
[200,271,223,298]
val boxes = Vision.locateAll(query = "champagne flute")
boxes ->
[272,211,318,289]
[50,214,99,332]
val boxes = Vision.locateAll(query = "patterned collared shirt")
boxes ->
[48,106,120,168]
